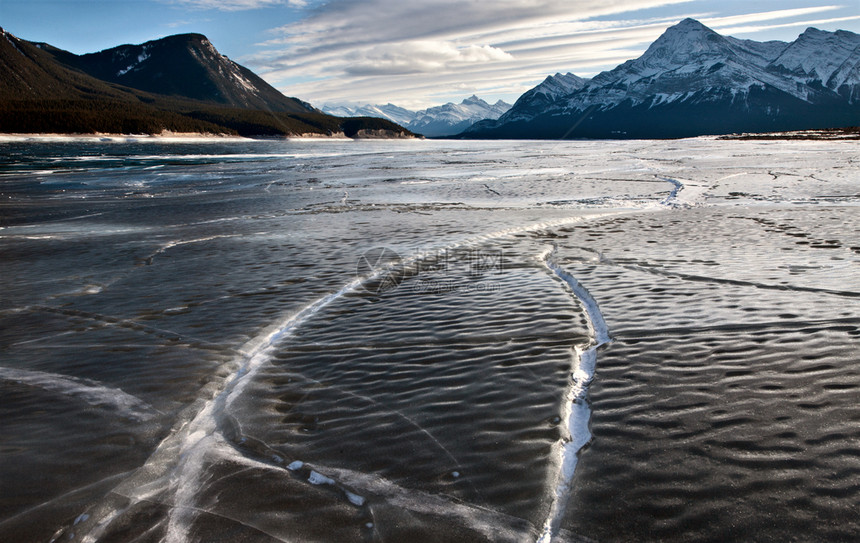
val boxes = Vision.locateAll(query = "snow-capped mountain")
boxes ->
[408,95,511,136]
[502,73,588,123]
[322,103,416,127]
[466,19,860,139]
[322,95,511,136]
[769,27,860,101]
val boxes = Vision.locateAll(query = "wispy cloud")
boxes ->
[250,0,696,105]
[343,41,513,76]
[715,14,860,36]
[165,18,213,28]
[245,0,850,107]
[262,0,694,49]
[170,0,306,11]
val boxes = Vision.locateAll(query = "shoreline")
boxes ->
[0,131,420,143]
[0,133,354,143]
[2,129,856,143]
[0,131,250,143]
[719,127,860,140]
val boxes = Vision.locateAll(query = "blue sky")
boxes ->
[3,0,859,108]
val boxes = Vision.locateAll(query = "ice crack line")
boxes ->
[657,176,713,208]
[0,367,160,422]
[537,245,611,543]
[164,277,370,543]
[142,234,240,266]
[73,211,632,543]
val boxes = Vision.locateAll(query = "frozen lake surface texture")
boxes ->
[1,137,858,542]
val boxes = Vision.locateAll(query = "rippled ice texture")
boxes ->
[0,137,858,543]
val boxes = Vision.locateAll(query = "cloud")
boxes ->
[250,0,694,101]
[700,5,842,28]
[714,14,860,36]
[166,20,194,28]
[171,0,305,11]
[344,41,513,76]
[263,0,693,50]
[243,0,851,107]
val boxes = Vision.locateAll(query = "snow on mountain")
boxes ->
[770,27,860,91]
[533,72,588,99]
[321,103,416,127]
[2,27,26,57]
[577,18,805,107]
[408,95,511,136]
[723,36,787,64]
[412,95,510,124]
[115,47,151,77]
[502,73,588,122]
[467,19,860,139]
[323,95,511,136]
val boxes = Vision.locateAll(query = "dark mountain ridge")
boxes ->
[0,28,413,137]
[42,33,315,113]
[1,27,142,102]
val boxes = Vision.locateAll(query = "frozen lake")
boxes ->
[1,137,858,542]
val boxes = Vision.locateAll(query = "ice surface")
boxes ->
[2,137,857,543]
[0,367,157,421]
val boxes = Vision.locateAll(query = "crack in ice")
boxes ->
[0,367,159,422]
[537,245,611,543]
[73,209,632,543]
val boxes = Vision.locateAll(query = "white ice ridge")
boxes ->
[660,177,684,206]
[61,276,370,543]
[0,367,158,422]
[537,246,611,543]
[144,234,241,265]
[79,209,635,543]
[179,434,542,542]
[657,176,712,208]
[183,435,534,542]
[163,276,371,543]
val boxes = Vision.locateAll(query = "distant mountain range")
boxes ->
[465,19,860,139]
[322,96,511,137]
[4,18,857,139]
[0,28,413,137]
[322,103,417,128]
